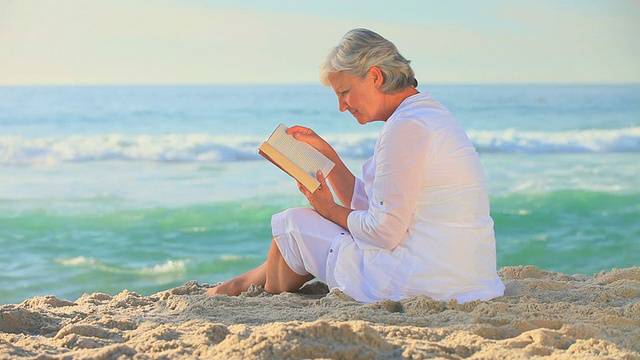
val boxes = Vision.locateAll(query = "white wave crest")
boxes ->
[468,127,640,153]
[54,256,190,276]
[55,256,100,267]
[0,133,263,166]
[2,127,638,166]
[138,259,190,275]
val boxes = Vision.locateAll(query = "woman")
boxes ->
[206,28,504,302]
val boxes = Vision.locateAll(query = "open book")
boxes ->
[258,123,335,193]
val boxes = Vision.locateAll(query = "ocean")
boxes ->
[1,84,638,305]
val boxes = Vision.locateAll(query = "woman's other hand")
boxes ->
[298,170,335,216]
[298,170,352,230]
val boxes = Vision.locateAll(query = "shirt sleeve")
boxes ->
[347,118,430,250]
[350,177,369,210]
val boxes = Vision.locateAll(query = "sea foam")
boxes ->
[1,127,638,166]
[54,256,191,276]
[469,127,640,153]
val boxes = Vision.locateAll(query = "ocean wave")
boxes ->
[54,256,191,276]
[0,134,263,166]
[469,127,640,154]
[1,127,638,165]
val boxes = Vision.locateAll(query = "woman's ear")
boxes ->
[368,66,384,88]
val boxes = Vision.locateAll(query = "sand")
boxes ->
[1,266,639,360]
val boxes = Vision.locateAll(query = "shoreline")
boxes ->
[1,265,639,359]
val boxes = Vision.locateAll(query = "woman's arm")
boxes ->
[347,119,429,250]
[287,126,356,207]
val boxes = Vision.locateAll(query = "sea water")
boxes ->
[1,84,639,305]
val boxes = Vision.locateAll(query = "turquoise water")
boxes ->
[1,84,639,305]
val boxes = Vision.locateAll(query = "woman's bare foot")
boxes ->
[204,278,246,296]
[204,262,267,296]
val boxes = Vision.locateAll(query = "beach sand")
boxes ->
[1,265,639,359]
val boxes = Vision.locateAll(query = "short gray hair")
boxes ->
[319,28,417,93]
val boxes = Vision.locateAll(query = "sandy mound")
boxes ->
[1,266,639,359]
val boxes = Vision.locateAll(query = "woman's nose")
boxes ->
[338,98,349,112]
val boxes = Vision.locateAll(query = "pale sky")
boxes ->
[1,0,639,85]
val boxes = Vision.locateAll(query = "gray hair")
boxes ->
[319,28,417,93]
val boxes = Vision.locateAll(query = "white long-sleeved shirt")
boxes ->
[326,92,505,302]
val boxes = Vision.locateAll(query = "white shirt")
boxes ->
[327,92,504,302]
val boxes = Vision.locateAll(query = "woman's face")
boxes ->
[328,69,386,125]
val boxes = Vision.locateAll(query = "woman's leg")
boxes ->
[205,237,313,296]
[264,238,314,294]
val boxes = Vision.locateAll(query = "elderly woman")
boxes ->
[206,28,504,302]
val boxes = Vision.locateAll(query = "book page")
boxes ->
[267,124,335,179]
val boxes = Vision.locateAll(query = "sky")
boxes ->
[1,0,639,85]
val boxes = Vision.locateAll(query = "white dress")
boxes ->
[272,92,505,303]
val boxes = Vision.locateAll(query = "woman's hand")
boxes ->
[298,170,336,217]
[288,124,356,211]
[286,125,335,159]
[298,170,352,230]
